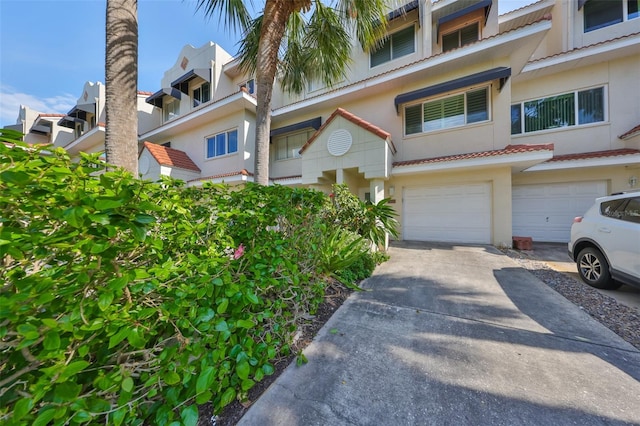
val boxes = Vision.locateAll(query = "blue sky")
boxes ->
[0,0,534,127]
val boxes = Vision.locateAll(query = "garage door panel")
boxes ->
[403,182,491,244]
[513,181,607,243]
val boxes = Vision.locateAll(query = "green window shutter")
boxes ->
[466,87,488,123]
[371,38,391,67]
[405,104,422,135]
[442,94,465,127]
[525,93,575,132]
[460,22,479,47]
[392,26,415,59]
[442,32,458,52]
[424,100,444,131]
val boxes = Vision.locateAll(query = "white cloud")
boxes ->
[0,85,76,127]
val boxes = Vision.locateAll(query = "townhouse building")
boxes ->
[8,0,638,246]
[5,81,159,159]
[5,105,73,147]
[138,0,640,246]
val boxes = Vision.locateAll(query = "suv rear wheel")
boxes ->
[576,247,621,290]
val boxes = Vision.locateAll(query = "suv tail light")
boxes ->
[573,216,583,223]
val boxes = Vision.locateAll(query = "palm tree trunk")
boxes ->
[253,0,310,185]
[105,0,139,175]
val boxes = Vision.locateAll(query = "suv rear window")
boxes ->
[600,196,640,223]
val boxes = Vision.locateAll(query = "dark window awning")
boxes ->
[31,124,51,134]
[59,116,86,128]
[388,0,419,21]
[578,0,587,9]
[270,117,322,138]
[394,66,511,112]
[171,68,211,94]
[437,0,492,35]
[66,103,94,117]
[146,88,182,107]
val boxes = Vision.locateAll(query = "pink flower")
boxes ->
[233,244,245,260]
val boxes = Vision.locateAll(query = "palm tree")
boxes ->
[105,0,139,175]
[195,0,392,185]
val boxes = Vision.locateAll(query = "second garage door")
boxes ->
[512,181,607,243]
[403,182,492,243]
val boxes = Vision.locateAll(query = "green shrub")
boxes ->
[327,184,399,247]
[0,140,330,425]
[0,136,393,425]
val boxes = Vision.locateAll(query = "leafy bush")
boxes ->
[327,184,399,247]
[0,137,393,425]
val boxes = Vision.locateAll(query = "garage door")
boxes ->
[403,183,492,243]
[512,181,607,243]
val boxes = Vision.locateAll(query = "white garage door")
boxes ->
[403,183,492,243]
[512,181,607,243]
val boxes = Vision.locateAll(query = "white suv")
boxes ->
[568,191,640,290]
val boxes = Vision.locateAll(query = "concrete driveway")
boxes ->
[238,242,640,426]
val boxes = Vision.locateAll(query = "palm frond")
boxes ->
[194,0,252,32]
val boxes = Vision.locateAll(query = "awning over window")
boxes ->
[145,88,182,107]
[58,116,86,129]
[171,68,211,94]
[270,117,322,138]
[437,0,492,35]
[31,124,51,134]
[394,66,511,112]
[388,0,419,21]
[578,0,588,10]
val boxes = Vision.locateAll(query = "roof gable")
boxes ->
[300,108,395,154]
[142,141,201,172]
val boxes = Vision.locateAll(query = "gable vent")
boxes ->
[327,129,352,157]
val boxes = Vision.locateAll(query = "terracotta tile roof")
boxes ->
[138,91,154,96]
[544,148,640,163]
[619,124,640,140]
[300,107,395,154]
[527,31,640,65]
[272,175,302,181]
[393,143,554,167]
[274,17,552,114]
[142,141,201,172]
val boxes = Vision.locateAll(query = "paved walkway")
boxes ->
[238,242,640,425]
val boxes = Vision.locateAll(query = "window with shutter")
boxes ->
[404,86,490,136]
[371,25,415,67]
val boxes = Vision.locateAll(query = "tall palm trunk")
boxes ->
[254,0,311,185]
[105,0,139,175]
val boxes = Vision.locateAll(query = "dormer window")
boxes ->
[164,98,180,122]
[442,22,479,52]
[370,25,415,68]
[192,82,211,107]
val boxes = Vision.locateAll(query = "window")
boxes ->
[404,87,489,135]
[239,79,255,94]
[511,86,605,134]
[192,82,211,107]
[206,129,238,158]
[370,25,415,67]
[164,98,180,122]
[274,129,314,160]
[442,22,479,52]
[584,0,639,32]
[601,197,640,223]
